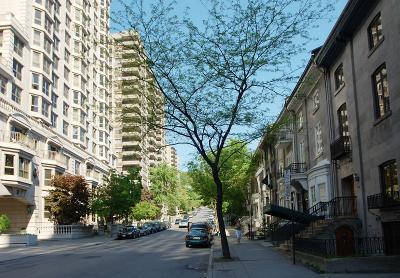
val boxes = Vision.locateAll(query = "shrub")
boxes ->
[0,214,10,234]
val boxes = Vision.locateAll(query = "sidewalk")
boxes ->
[0,235,113,263]
[208,235,399,278]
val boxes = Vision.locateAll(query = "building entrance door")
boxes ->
[342,176,356,214]
[335,226,355,256]
[382,221,400,255]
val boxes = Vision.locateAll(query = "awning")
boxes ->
[263,203,322,224]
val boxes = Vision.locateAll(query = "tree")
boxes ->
[149,163,179,212]
[114,0,334,258]
[91,168,142,223]
[0,214,10,234]
[188,139,252,218]
[46,175,90,225]
[132,201,161,220]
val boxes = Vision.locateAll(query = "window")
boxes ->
[54,19,60,33]
[44,169,52,186]
[334,64,344,90]
[0,31,3,47]
[19,157,30,179]
[11,84,21,104]
[53,55,59,70]
[44,37,52,53]
[32,73,40,90]
[373,64,390,118]
[64,66,69,81]
[65,31,71,46]
[42,78,50,95]
[63,121,69,135]
[41,100,49,117]
[0,75,7,94]
[74,160,80,175]
[73,126,79,139]
[298,140,305,164]
[314,122,323,156]
[51,112,57,127]
[368,13,383,49]
[12,59,22,80]
[34,9,42,25]
[297,111,303,130]
[44,16,52,33]
[318,183,327,202]
[51,93,58,108]
[337,103,349,137]
[63,85,69,98]
[33,30,41,46]
[64,50,70,63]
[32,51,41,68]
[380,160,398,197]
[73,91,79,104]
[43,58,51,74]
[52,74,58,89]
[31,95,39,112]
[13,36,24,57]
[4,154,14,175]
[63,102,69,116]
[66,15,71,28]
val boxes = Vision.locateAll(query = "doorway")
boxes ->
[342,175,356,215]
[335,225,355,256]
[382,221,400,255]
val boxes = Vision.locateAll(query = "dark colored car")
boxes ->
[117,226,140,239]
[142,223,155,234]
[138,225,151,236]
[190,222,213,235]
[185,228,212,248]
[175,219,181,225]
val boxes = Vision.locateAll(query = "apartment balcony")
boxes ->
[42,151,67,169]
[2,132,37,155]
[367,191,400,210]
[330,136,351,160]
[275,130,293,149]
[86,169,100,185]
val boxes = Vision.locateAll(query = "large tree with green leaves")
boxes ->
[46,175,90,225]
[114,0,334,258]
[131,201,161,220]
[149,163,179,212]
[188,139,252,218]
[91,169,142,223]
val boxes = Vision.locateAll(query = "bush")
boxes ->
[0,214,10,234]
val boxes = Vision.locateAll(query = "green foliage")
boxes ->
[91,168,142,223]
[0,214,10,234]
[188,139,252,217]
[46,175,90,225]
[131,201,160,220]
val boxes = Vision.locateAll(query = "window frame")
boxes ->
[368,13,383,50]
[334,64,344,91]
[380,160,399,196]
[4,154,15,175]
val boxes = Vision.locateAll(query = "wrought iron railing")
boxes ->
[330,135,351,160]
[271,196,357,243]
[367,191,400,209]
[295,237,385,257]
[286,163,307,174]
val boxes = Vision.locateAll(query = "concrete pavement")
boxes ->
[208,235,400,278]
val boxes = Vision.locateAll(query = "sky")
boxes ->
[110,0,349,170]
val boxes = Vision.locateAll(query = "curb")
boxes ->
[206,242,214,278]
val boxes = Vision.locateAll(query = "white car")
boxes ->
[179,219,189,228]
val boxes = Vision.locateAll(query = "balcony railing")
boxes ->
[367,191,400,209]
[9,131,36,149]
[286,163,307,174]
[330,136,351,160]
[47,151,67,165]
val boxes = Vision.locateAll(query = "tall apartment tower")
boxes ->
[164,145,179,169]
[0,0,116,233]
[112,31,165,189]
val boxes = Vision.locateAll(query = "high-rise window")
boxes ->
[33,30,41,46]
[380,160,399,197]
[44,16,52,33]
[31,95,39,112]
[12,59,22,80]
[4,154,15,175]
[43,57,51,74]
[32,51,41,68]
[368,13,383,49]
[64,66,69,81]
[41,100,49,117]
[0,75,7,94]
[373,64,390,118]
[63,121,69,135]
[51,112,57,127]
[44,169,52,186]
[11,84,21,104]
[73,126,79,139]
[32,73,40,90]
[42,78,50,95]
[334,64,344,90]
[51,93,58,108]
[44,37,52,54]
[64,84,69,98]
[13,36,24,57]
[63,102,69,116]
[34,9,42,25]
[18,157,30,179]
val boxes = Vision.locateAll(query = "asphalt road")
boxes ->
[0,228,210,278]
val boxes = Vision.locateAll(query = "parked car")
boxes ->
[148,221,161,232]
[117,226,140,239]
[190,222,213,235]
[161,221,170,230]
[179,219,189,228]
[142,223,155,234]
[185,228,212,248]
[138,225,151,236]
[174,219,181,225]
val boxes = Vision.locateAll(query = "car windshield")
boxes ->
[191,224,207,229]
[189,229,207,236]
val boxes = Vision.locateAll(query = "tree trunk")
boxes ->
[212,168,231,259]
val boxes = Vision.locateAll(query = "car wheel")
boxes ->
[186,243,190,248]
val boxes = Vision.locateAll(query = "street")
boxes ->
[0,228,210,278]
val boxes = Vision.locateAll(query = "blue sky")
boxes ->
[111,0,348,170]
